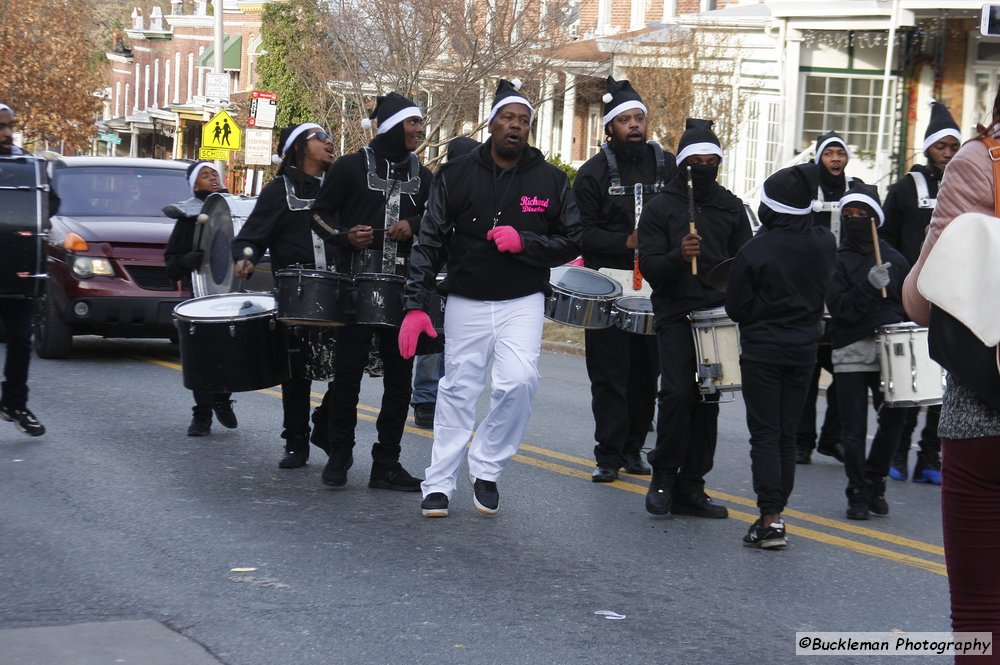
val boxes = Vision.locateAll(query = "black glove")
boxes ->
[178,250,204,270]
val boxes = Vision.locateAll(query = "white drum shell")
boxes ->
[877,323,945,406]
[690,307,742,393]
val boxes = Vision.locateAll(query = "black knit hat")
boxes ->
[447,136,479,161]
[361,92,422,135]
[602,76,646,125]
[839,181,885,227]
[186,161,221,192]
[814,130,851,164]
[923,101,961,154]
[487,78,535,125]
[760,163,820,215]
[676,118,723,165]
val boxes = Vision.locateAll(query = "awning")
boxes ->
[196,35,242,71]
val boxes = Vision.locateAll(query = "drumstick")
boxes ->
[870,219,886,299]
[687,166,698,276]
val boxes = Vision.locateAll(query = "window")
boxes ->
[738,96,782,195]
[800,74,894,154]
[586,104,604,158]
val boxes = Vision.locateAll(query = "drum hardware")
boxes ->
[690,307,741,399]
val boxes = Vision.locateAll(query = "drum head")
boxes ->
[550,265,622,297]
[689,306,729,321]
[615,296,653,313]
[193,193,259,297]
[174,293,275,322]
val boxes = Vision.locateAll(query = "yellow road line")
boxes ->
[138,354,946,574]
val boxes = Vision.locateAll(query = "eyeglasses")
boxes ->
[306,131,332,143]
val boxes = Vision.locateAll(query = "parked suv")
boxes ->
[34,157,194,358]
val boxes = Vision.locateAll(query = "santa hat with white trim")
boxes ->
[839,181,885,227]
[676,118,723,165]
[271,122,324,166]
[601,76,647,126]
[923,101,961,155]
[487,78,535,125]
[361,92,422,135]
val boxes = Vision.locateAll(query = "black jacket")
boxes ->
[637,176,752,325]
[825,239,909,349]
[231,174,324,272]
[811,172,863,230]
[311,145,431,272]
[164,189,218,283]
[880,164,940,268]
[725,211,836,366]
[573,141,676,270]
[404,140,582,309]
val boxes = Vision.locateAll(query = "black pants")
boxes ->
[741,359,814,515]
[0,298,33,410]
[835,370,906,495]
[191,389,232,415]
[796,344,841,452]
[326,325,413,466]
[585,325,658,468]
[648,321,718,496]
[280,341,313,442]
[898,404,941,458]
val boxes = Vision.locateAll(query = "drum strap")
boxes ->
[363,147,416,274]
[283,176,328,270]
[908,171,936,210]
[603,141,667,196]
[811,176,852,245]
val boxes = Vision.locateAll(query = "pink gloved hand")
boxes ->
[398,309,438,360]
[486,226,523,254]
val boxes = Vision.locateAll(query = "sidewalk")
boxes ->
[0,620,222,665]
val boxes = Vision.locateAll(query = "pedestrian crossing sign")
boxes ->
[201,109,242,150]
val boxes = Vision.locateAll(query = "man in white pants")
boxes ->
[399,79,582,517]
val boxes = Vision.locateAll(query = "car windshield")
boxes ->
[54,165,191,218]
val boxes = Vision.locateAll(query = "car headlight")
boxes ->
[70,256,114,279]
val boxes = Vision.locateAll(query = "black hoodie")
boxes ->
[311,125,432,271]
[573,140,676,270]
[725,208,836,366]
[165,187,227,283]
[404,139,581,308]
[879,163,941,268]
[637,174,751,324]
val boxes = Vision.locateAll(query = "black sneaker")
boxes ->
[671,492,729,519]
[470,476,499,515]
[846,489,870,520]
[869,478,890,516]
[0,405,45,437]
[187,416,211,437]
[369,463,422,492]
[621,451,651,475]
[743,519,787,549]
[645,470,675,516]
[421,492,449,518]
[795,448,812,464]
[212,400,238,429]
[321,449,353,487]
[816,441,845,463]
[412,403,435,430]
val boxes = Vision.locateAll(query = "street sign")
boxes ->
[98,132,122,145]
[204,73,231,107]
[244,128,274,166]
[201,109,241,150]
[248,91,278,129]
[199,147,231,161]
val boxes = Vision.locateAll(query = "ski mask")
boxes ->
[676,118,724,200]
[838,183,884,251]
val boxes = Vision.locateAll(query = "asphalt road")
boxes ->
[0,337,953,665]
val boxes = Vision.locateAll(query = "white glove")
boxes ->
[867,262,892,290]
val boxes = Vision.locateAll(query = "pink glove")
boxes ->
[568,256,585,267]
[486,226,523,254]
[398,309,438,359]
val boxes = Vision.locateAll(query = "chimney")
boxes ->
[150,6,164,31]
[131,7,144,30]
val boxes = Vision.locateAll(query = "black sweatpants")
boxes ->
[796,344,841,452]
[835,370,906,495]
[326,325,413,466]
[898,404,941,458]
[0,298,33,410]
[741,359,814,515]
[648,320,719,496]
[584,325,658,468]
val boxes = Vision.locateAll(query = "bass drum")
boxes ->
[0,155,48,297]
[192,193,272,297]
[173,293,289,392]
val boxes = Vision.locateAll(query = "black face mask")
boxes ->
[841,215,874,251]
[688,164,719,198]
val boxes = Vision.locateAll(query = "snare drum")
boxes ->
[877,322,945,406]
[353,273,406,327]
[545,265,622,329]
[173,293,290,392]
[612,296,655,336]
[689,307,741,394]
[275,268,354,326]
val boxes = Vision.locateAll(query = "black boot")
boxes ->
[279,436,309,469]
[869,477,889,516]
[212,399,238,429]
[621,451,651,475]
[846,487,870,520]
[322,446,354,487]
[187,407,212,437]
[369,462,422,491]
[645,469,677,515]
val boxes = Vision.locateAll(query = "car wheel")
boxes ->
[33,288,73,359]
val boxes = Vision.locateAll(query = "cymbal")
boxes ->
[708,257,734,293]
